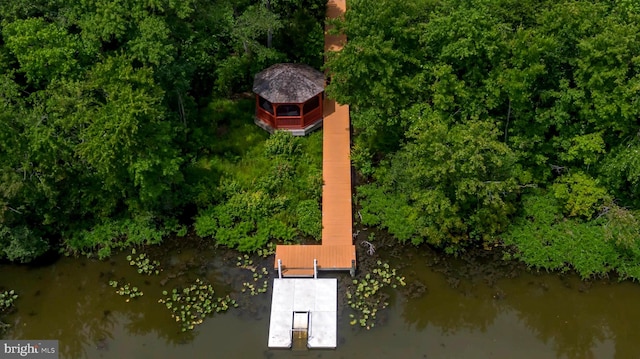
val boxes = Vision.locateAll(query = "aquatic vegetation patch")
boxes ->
[347,261,406,330]
[109,280,143,302]
[236,254,254,269]
[0,289,18,333]
[0,290,18,313]
[256,242,276,258]
[158,278,237,332]
[241,265,270,296]
[236,254,270,296]
[126,248,162,275]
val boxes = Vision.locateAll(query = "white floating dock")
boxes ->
[268,278,337,349]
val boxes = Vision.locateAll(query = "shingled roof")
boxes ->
[253,63,325,103]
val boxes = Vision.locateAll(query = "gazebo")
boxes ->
[253,63,325,136]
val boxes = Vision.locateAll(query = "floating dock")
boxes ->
[267,278,338,349]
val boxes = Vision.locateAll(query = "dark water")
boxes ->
[2,243,639,359]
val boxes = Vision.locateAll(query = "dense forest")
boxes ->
[0,0,326,261]
[326,0,640,279]
[2,0,640,281]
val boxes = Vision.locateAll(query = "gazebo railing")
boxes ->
[303,106,323,127]
[276,116,302,128]
[256,107,276,127]
[256,103,323,130]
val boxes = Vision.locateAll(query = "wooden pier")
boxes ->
[273,0,355,278]
[267,0,353,350]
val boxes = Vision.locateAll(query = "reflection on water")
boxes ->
[397,248,640,359]
[2,246,640,359]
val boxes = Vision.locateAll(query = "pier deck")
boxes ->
[273,0,354,277]
[267,0,351,350]
[268,278,338,349]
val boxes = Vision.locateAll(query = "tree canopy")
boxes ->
[0,0,326,261]
[328,0,640,277]
[4,0,640,280]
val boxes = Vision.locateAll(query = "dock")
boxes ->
[273,0,355,278]
[268,0,353,350]
[268,278,337,349]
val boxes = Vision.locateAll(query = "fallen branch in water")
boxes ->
[361,241,375,255]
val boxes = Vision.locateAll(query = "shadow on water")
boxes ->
[2,234,640,358]
[393,244,640,359]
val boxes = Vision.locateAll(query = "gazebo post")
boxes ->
[298,104,303,127]
[272,103,278,127]
[255,95,259,113]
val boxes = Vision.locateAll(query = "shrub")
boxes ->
[296,200,322,239]
[0,225,49,263]
[64,214,166,259]
[264,130,301,158]
[503,190,640,280]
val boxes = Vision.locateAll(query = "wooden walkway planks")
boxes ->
[319,99,353,249]
[274,245,356,272]
[325,0,347,53]
[274,0,355,277]
[321,0,352,251]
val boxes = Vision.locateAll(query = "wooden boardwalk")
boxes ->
[274,0,356,277]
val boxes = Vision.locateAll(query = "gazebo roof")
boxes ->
[253,63,325,103]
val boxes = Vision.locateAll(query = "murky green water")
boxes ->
[2,243,639,359]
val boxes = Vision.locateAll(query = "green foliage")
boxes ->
[296,200,322,239]
[126,248,162,275]
[600,136,640,207]
[552,172,611,219]
[350,141,374,178]
[200,187,292,248]
[0,290,18,313]
[240,265,270,296]
[329,0,640,277]
[357,184,419,244]
[2,18,83,84]
[359,106,526,252]
[264,131,301,157]
[212,0,326,95]
[109,280,144,302]
[325,0,424,114]
[603,205,640,252]
[0,225,49,263]
[347,261,406,330]
[158,278,236,332]
[231,5,283,54]
[558,133,606,166]
[127,16,175,66]
[193,113,322,252]
[503,191,640,280]
[65,215,166,259]
[0,289,17,334]
[0,0,325,262]
[194,192,296,252]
